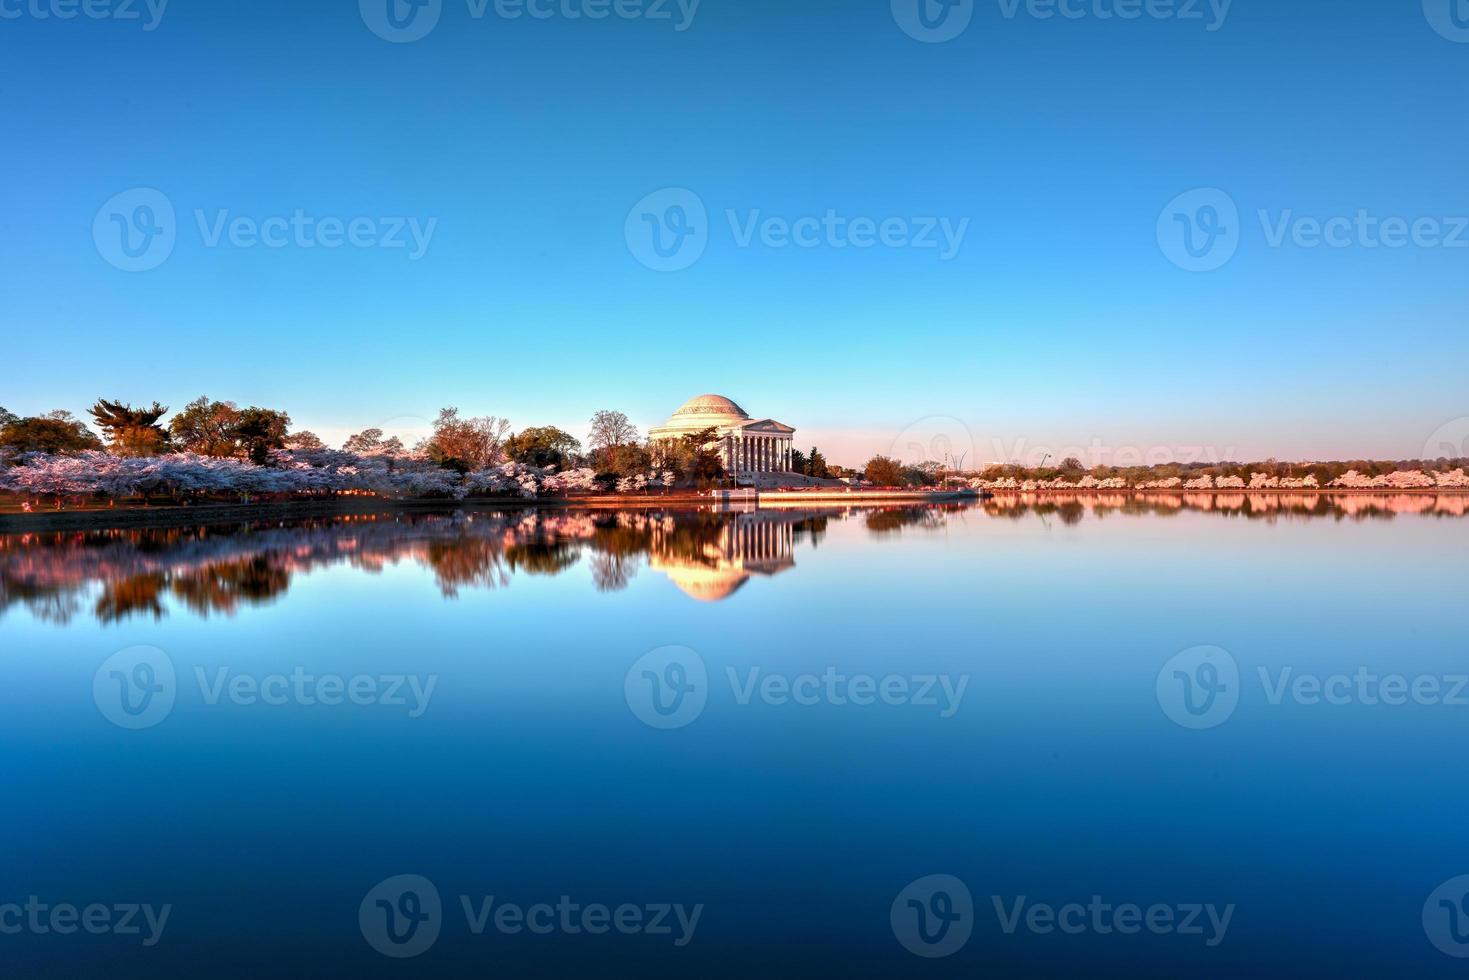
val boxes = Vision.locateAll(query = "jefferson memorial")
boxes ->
[649,394,797,479]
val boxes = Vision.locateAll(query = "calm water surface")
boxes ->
[3,495,1468,976]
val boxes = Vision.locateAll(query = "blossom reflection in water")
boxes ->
[1,494,1463,624]
[0,508,838,623]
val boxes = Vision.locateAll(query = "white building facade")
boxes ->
[648,394,797,481]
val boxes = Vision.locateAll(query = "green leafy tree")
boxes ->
[169,397,244,457]
[807,447,830,479]
[89,399,171,456]
[286,430,325,451]
[235,407,292,465]
[901,464,938,487]
[864,455,904,486]
[651,427,726,487]
[789,448,808,475]
[0,414,104,456]
[0,406,17,430]
[601,443,651,479]
[506,426,582,469]
[342,428,405,456]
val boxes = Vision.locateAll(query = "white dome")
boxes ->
[670,394,749,421]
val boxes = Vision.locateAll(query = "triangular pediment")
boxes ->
[738,419,795,434]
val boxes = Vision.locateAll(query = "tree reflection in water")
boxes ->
[1,493,1464,623]
[0,509,846,622]
[866,508,929,534]
[981,491,1469,521]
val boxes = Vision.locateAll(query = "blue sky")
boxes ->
[3,0,1467,465]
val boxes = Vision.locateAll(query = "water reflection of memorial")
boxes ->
[2,494,1463,624]
[647,512,809,601]
[0,509,832,623]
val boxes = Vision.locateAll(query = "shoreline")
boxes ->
[992,488,1467,496]
[0,489,981,533]
[4,487,1464,534]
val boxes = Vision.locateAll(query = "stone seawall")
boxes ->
[0,490,988,534]
[0,494,744,533]
[758,490,983,504]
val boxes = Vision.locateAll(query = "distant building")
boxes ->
[649,394,797,480]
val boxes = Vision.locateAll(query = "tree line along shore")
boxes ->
[1,400,1465,511]
[0,399,843,510]
[961,466,1469,493]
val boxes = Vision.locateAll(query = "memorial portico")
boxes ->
[648,394,798,482]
